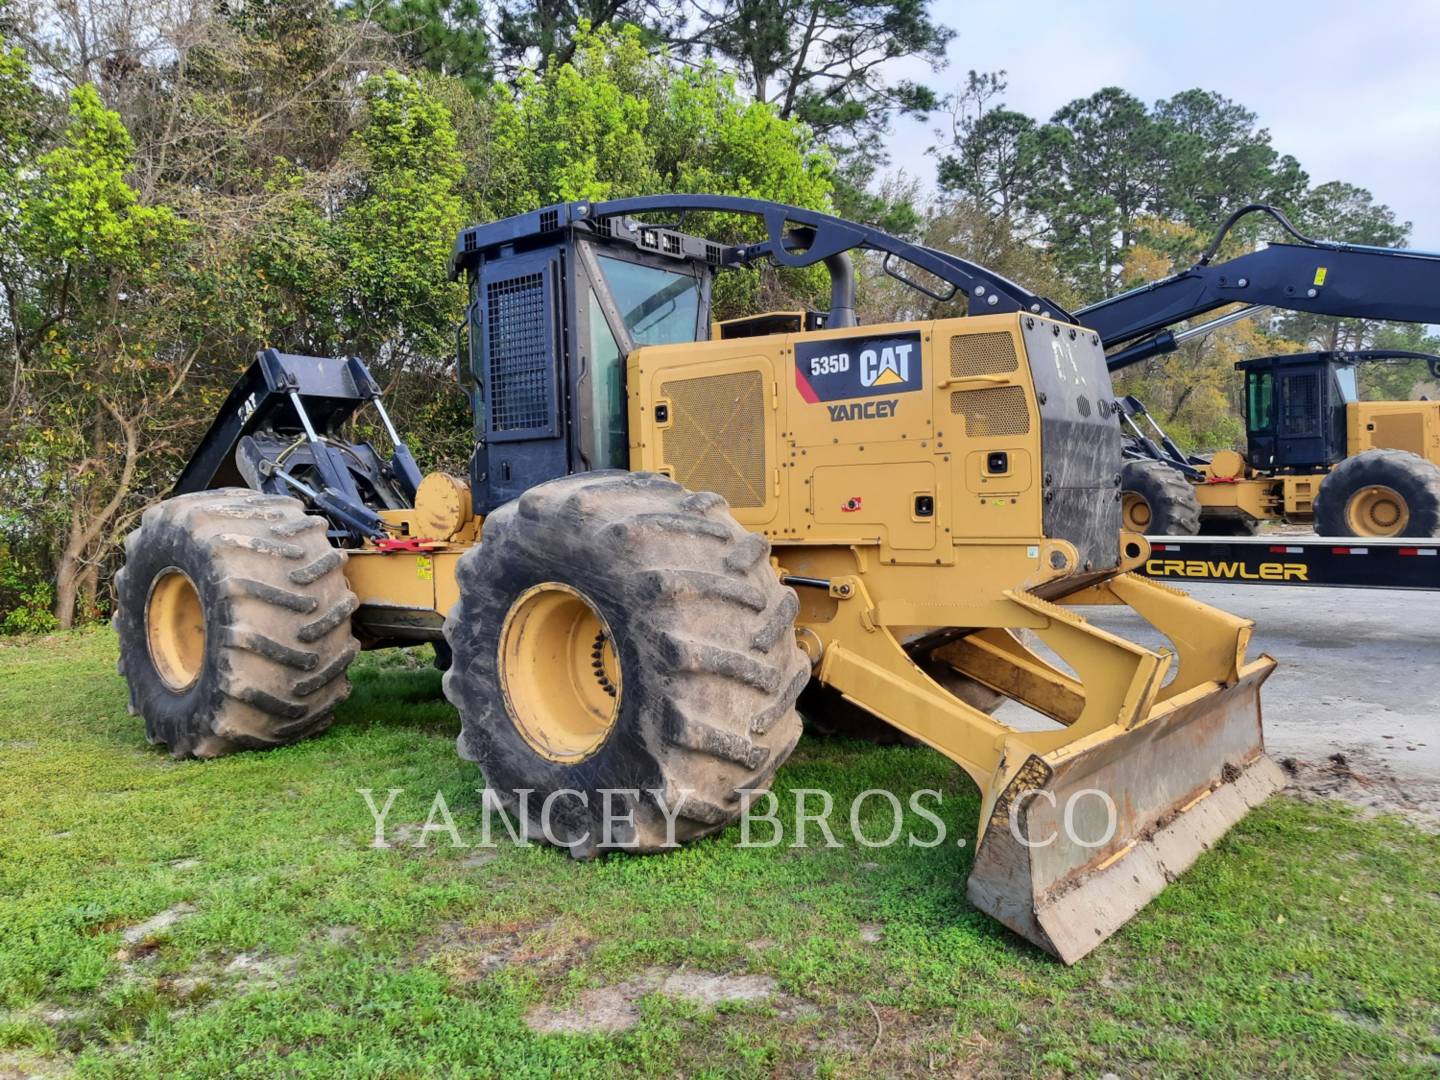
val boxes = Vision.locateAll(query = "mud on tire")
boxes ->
[1120,459,1201,536]
[442,471,809,856]
[1313,448,1440,538]
[113,489,359,758]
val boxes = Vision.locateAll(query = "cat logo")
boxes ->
[794,331,923,404]
[860,343,913,387]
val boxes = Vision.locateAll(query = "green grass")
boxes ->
[1,631,1438,1078]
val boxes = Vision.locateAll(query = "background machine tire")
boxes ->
[113,489,359,758]
[442,471,809,857]
[1314,448,1440,537]
[1119,459,1202,536]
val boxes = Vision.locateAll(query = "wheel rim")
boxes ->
[497,583,621,763]
[1122,492,1152,532]
[146,569,206,691]
[1346,485,1410,537]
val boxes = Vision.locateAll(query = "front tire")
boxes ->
[1314,449,1440,537]
[442,472,808,857]
[113,490,359,758]
[1120,460,1201,535]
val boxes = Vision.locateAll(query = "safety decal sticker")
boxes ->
[794,332,923,403]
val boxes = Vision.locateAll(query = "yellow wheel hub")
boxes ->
[1122,492,1152,532]
[146,569,206,691]
[1347,485,1410,537]
[498,583,621,763]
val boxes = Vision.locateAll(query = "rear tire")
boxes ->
[1120,460,1201,536]
[113,490,358,758]
[442,472,808,857]
[1314,449,1440,537]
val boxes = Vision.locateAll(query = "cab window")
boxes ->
[1247,371,1274,431]
[1334,366,1358,403]
[598,256,701,346]
[587,290,628,469]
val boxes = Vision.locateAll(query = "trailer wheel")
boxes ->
[1314,449,1440,537]
[1120,460,1201,535]
[442,472,808,856]
[113,489,358,758]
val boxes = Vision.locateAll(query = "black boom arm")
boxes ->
[1078,204,1440,372]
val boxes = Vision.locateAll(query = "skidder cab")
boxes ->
[113,195,1280,963]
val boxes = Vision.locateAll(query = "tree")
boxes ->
[491,0,683,71]
[1022,87,1171,301]
[935,70,1039,224]
[4,83,185,627]
[1152,89,1306,239]
[685,0,953,150]
[349,0,493,90]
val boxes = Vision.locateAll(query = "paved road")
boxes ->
[1001,583,1440,823]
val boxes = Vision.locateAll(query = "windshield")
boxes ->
[1334,366,1358,403]
[598,256,701,346]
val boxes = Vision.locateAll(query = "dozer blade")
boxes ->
[965,657,1279,964]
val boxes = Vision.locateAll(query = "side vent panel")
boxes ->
[950,385,1030,437]
[485,271,555,439]
[950,331,1019,378]
[660,371,767,508]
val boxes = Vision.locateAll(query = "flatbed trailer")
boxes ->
[1140,534,1440,590]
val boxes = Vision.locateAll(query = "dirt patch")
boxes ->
[659,971,776,1005]
[421,919,591,985]
[111,902,196,962]
[0,1049,70,1080]
[526,974,657,1035]
[1281,750,1440,830]
[120,902,195,946]
[222,952,293,989]
[859,923,884,943]
[525,966,782,1035]
[155,949,296,1002]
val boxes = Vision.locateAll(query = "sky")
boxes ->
[885,0,1440,248]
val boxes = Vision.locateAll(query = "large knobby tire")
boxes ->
[1120,459,1201,536]
[442,471,808,857]
[1314,449,1440,537]
[113,489,359,758]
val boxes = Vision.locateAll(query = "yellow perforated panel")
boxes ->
[661,370,767,508]
[950,331,1018,378]
[950,385,1030,437]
